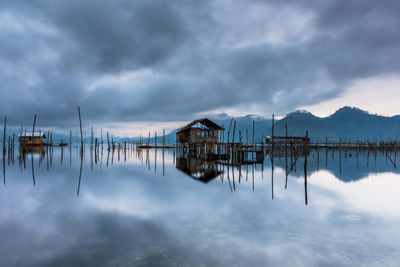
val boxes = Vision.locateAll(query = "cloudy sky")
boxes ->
[1,0,400,135]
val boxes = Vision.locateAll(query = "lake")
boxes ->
[1,145,400,266]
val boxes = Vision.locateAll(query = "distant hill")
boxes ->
[165,106,400,143]
[269,107,400,142]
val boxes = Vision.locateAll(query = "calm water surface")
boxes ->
[1,146,400,266]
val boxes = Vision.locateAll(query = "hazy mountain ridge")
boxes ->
[145,106,400,143]
[272,106,400,141]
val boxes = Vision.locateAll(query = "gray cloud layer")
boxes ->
[1,0,400,127]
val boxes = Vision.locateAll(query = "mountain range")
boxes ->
[1,107,400,144]
[164,106,400,143]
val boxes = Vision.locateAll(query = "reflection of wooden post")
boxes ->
[271,114,275,199]
[77,153,83,196]
[317,138,319,170]
[304,146,308,205]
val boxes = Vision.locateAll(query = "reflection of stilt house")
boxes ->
[19,134,46,146]
[176,157,222,183]
[176,118,224,157]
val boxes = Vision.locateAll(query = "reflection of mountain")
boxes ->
[269,149,400,182]
[176,157,223,183]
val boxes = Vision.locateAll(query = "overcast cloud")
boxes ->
[1,0,400,128]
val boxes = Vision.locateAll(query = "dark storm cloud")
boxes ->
[1,0,400,129]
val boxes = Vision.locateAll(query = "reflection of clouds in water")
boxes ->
[341,214,362,222]
[309,170,400,218]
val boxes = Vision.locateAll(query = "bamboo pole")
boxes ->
[339,137,342,173]
[78,106,83,149]
[3,117,6,155]
[252,120,255,149]
[32,114,37,137]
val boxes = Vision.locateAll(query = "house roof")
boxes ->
[19,133,46,138]
[177,118,225,133]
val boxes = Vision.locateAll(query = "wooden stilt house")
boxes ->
[176,118,224,146]
[19,133,46,146]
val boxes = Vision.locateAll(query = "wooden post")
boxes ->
[252,120,255,149]
[325,137,328,167]
[3,117,6,155]
[304,144,308,205]
[339,137,342,173]
[163,129,165,147]
[232,120,236,144]
[78,106,83,149]
[107,132,110,150]
[90,126,93,148]
[271,114,275,144]
[32,114,37,137]
[285,124,288,189]
[227,118,233,155]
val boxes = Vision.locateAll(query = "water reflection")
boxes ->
[2,144,399,199]
[1,144,400,266]
[176,157,223,183]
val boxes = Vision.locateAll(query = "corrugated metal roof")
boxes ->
[177,118,225,133]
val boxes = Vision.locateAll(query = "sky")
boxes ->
[1,0,400,136]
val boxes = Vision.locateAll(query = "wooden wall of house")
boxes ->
[19,136,43,145]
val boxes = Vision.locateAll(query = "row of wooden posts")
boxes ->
[2,110,400,154]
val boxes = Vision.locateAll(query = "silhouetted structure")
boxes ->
[19,134,46,146]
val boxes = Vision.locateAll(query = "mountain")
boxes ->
[211,114,272,143]
[270,110,331,139]
[160,107,400,144]
[269,106,400,142]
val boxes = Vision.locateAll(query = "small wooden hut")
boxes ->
[19,134,46,146]
[176,118,224,145]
